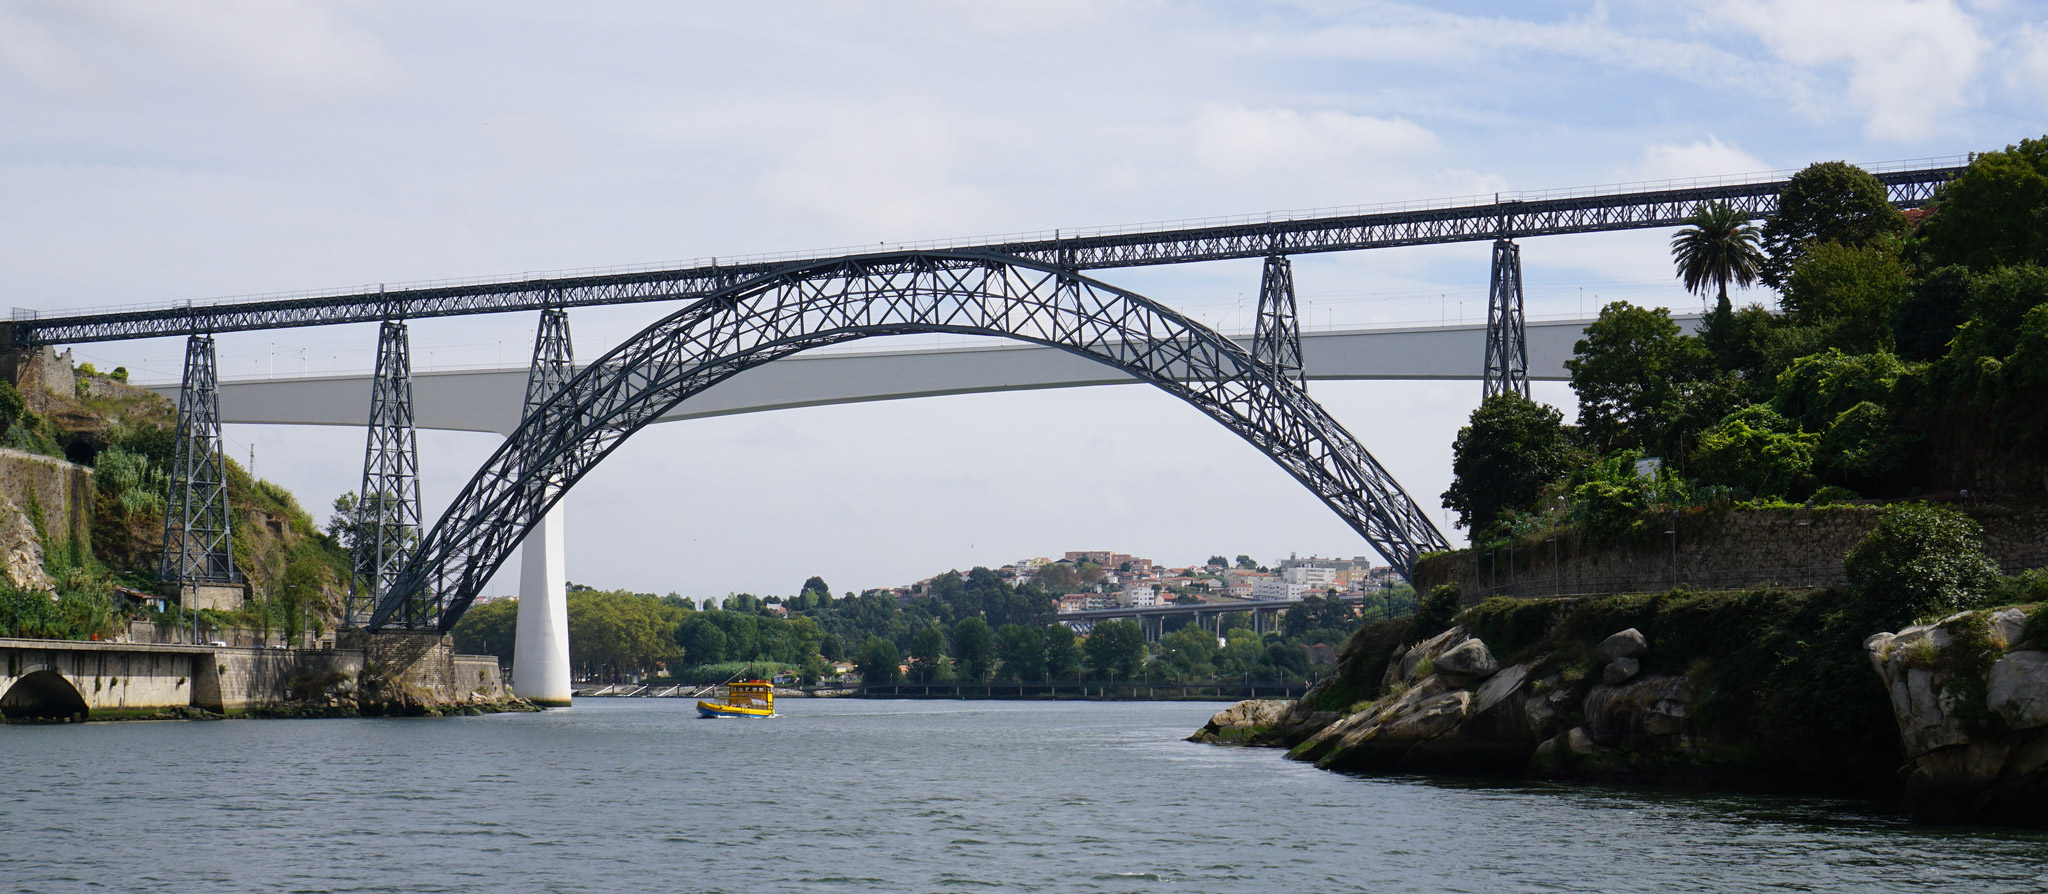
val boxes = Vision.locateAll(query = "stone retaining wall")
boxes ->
[1419,505,2048,605]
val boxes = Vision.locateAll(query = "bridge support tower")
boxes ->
[512,308,574,706]
[348,320,426,628]
[1253,255,1305,387]
[160,334,243,610]
[1482,239,1530,399]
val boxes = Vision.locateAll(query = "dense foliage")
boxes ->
[1443,143,2048,549]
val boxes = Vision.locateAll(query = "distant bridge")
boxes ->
[158,316,1653,433]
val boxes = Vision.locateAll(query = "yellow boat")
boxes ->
[696,680,774,718]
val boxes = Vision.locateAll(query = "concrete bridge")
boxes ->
[151,316,1610,434]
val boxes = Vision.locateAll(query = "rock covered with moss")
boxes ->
[1188,698,1340,746]
[1865,606,2048,823]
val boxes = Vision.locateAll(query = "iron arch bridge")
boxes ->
[370,251,1450,632]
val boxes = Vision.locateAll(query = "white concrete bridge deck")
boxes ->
[158,317,1626,432]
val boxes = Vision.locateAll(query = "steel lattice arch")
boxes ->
[370,250,1452,632]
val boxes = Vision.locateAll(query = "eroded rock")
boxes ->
[1602,656,1640,685]
[1594,628,1648,664]
[1434,639,1500,686]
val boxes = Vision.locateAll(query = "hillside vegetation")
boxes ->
[0,369,349,642]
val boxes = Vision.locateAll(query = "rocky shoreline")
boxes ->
[1192,596,2048,826]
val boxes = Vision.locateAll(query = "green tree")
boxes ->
[1843,503,1998,623]
[1771,349,1904,432]
[1156,624,1218,681]
[1565,302,1706,452]
[674,615,728,665]
[1893,265,1973,362]
[1234,555,1258,570]
[1083,619,1146,679]
[1672,200,1766,351]
[950,616,997,681]
[1781,242,1911,353]
[1817,401,1905,489]
[1916,137,2048,271]
[1441,393,1569,537]
[801,575,831,599]
[1689,405,1818,498]
[994,623,1047,681]
[1033,562,1081,593]
[1042,623,1081,681]
[0,381,23,438]
[451,597,519,667]
[855,636,901,684]
[1207,555,1229,568]
[566,589,687,680]
[907,625,947,683]
[1761,161,1906,288]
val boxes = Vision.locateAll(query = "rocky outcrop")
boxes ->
[0,494,53,590]
[1188,697,1342,746]
[1197,622,1720,783]
[1865,608,2048,824]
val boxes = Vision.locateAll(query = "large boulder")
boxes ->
[1867,610,2048,824]
[1582,675,1694,747]
[1188,698,1295,745]
[1434,639,1500,686]
[1594,628,1649,664]
[1383,627,1467,690]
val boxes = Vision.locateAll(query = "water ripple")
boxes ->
[4,699,2047,893]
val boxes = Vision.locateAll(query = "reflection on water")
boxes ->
[4,699,2046,893]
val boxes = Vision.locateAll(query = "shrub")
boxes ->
[1691,404,1818,499]
[1843,503,1999,625]
[1402,584,1460,646]
[1816,400,1905,487]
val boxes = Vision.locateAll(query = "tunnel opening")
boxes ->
[1,670,89,722]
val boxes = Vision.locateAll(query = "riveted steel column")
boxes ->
[1482,239,1530,399]
[160,334,239,590]
[1252,255,1305,388]
[348,319,424,628]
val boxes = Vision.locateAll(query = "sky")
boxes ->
[2,1,2044,602]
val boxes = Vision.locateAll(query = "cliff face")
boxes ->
[1866,608,2048,824]
[1190,590,2048,825]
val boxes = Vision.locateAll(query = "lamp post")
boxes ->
[1667,511,1680,590]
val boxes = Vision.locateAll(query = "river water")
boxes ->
[4,699,2046,893]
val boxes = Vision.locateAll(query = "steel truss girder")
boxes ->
[1252,256,1304,388]
[12,167,1960,346]
[370,251,1453,632]
[1482,239,1530,399]
[348,320,425,627]
[159,334,238,586]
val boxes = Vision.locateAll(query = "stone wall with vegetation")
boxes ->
[1416,505,2048,605]
[0,448,93,591]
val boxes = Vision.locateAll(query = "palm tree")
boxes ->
[1670,201,1766,310]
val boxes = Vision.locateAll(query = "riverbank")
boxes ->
[1190,587,2048,826]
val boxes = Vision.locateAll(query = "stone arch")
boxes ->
[374,251,1449,631]
[2,669,89,722]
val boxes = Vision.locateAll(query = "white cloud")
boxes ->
[1632,136,1773,182]
[1708,0,1989,140]
[0,7,112,93]
[755,107,994,237]
[1191,106,1438,173]
[0,0,403,101]
[2010,23,2048,109]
